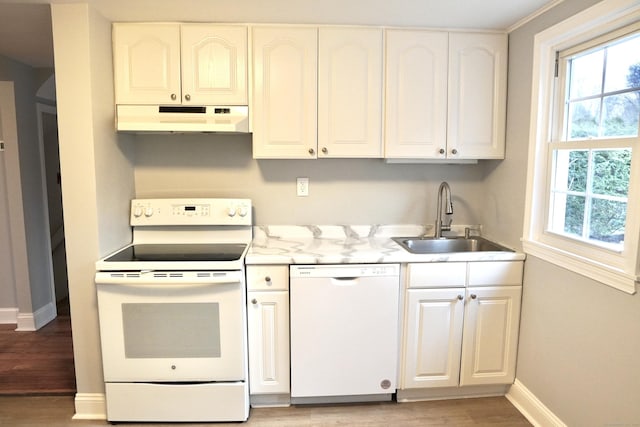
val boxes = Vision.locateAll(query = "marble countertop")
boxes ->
[246,225,526,265]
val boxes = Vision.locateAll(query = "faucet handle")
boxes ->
[464,226,481,239]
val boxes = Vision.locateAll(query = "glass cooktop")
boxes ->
[104,243,248,262]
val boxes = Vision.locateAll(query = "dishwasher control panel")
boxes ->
[290,264,399,278]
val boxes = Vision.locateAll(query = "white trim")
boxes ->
[14,302,57,331]
[72,393,107,420]
[35,103,58,320]
[15,312,35,331]
[507,0,566,33]
[522,0,640,295]
[506,379,567,427]
[0,308,18,324]
[523,240,637,294]
[34,301,57,329]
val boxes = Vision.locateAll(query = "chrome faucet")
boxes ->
[434,181,453,238]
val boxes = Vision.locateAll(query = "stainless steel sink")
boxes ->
[392,236,512,254]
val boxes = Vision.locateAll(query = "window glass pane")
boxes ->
[569,49,604,99]
[568,99,600,139]
[603,34,640,92]
[602,93,640,137]
[591,149,631,196]
[567,150,588,191]
[564,194,585,236]
[589,198,626,244]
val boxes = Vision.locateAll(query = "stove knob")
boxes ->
[227,207,237,217]
[238,206,249,217]
[133,206,143,218]
[144,207,154,217]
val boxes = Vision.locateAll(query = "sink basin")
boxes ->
[392,236,512,254]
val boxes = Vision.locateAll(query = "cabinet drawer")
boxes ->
[246,265,289,291]
[468,261,523,286]
[407,263,466,288]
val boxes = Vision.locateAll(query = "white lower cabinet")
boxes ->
[459,285,522,386]
[404,288,465,388]
[401,261,523,392]
[246,266,290,406]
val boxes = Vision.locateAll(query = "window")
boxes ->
[523,0,640,294]
[549,31,639,252]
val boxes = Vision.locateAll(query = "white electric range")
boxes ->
[95,198,252,422]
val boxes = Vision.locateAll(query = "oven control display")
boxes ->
[172,204,210,217]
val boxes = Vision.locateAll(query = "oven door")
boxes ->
[95,271,246,383]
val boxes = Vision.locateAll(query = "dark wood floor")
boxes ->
[0,299,76,395]
[0,395,531,426]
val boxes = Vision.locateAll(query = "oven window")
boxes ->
[122,303,221,358]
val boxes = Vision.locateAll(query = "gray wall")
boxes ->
[0,55,54,316]
[492,0,640,425]
[134,134,490,229]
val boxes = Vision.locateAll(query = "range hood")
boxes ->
[116,105,249,133]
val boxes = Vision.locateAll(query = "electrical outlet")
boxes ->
[297,177,309,197]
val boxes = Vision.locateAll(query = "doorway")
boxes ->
[36,103,69,309]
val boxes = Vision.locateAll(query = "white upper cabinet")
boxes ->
[181,25,248,105]
[251,26,318,159]
[385,30,448,158]
[318,27,383,158]
[448,32,507,159]
[384,30,507,160]
[113,23,181,105]
[113,23,247,105]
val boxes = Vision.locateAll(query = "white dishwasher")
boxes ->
[290,264,400,404]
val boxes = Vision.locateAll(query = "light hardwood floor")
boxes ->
[0,395,531,426]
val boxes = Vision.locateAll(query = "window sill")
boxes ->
[522,239,637,294]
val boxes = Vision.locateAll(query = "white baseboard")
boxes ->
[72,393,107,420]
[15,312,35,331]
[15,301,57,331]
[0,308,18,324]
[506,379,566,427]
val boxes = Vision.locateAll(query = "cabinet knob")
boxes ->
[308,148,315,155]
[322,147,328,154]
[451,148,458,155]
[265,276,271,283]
[251,298,258,305]
[470,294,477,299]
[171,93,177,100]
[439,148,445,155]
[457,295,464,300]
[185,94,191,101]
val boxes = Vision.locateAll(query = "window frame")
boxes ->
[522,0,640,294]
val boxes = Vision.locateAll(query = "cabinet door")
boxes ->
[448,32,507,159]
[403,288,465,388]
[113,23,181,105]
[385,30,448,159]
[181,25,247,105]
[252,26,318,159]
[460,286,522,386]
[247,291,290,394]
[318,27,383,158]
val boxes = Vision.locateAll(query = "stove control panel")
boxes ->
[130,198,252,226]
